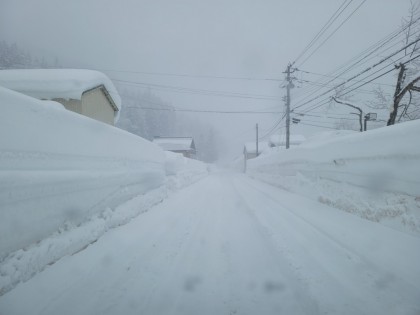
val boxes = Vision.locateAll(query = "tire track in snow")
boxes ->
[233,174,420,315]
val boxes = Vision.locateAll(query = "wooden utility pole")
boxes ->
[285,63,294,149]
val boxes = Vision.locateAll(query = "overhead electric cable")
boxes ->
[293,0,352,64]
[113,79,278,101]
[126,106,282,114]
[297,0,367,67]
[298,122,339,129]
[97,68,283,81]
[292,17,420,103]
[291,36,420,112]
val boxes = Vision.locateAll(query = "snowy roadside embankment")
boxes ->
[0,148,209,296]
[164,151,209,192]
[0,86,165,259]
[0,186,165,296]
[247,121,420,235]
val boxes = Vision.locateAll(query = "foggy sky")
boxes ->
[0,0,413,160]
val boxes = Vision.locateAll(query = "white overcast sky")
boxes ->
[0,0,414,159]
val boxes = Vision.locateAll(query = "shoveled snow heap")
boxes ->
[0,69,121,121]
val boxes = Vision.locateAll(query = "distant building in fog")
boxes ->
[269,134,306,148]
[153,136,196,158]
[243,141,268,172]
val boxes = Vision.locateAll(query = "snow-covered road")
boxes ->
[1,173,419,315]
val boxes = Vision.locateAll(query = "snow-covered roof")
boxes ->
[152,137,195,152]
[244,142,268,154]
[269,134,306,147]
[0,69,121,118]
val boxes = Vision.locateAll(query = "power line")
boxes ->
[312,23,420,86]
[293,0,352,64]
[297,0,367,67]
[295,61,396,115]
[294,55,402,113]
[292,17,420,103]
[297,69,395,87]
[112,78,279,101]
[258,113,287,140]
[293,110,361,116]
[298,122,338,130]
[293,112,360,121]
[94,68,283,82]
[336,53,420,99]
[291,36,420,112]
[126,106,282,114]
[122,93,283,113]
[296,78,389,96]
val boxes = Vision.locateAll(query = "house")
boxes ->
[152,136,196,158]
[244,142,265,160]
[0,69,121,125]
[268,134,306,148]
[243,141,268,172]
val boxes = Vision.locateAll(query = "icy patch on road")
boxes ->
[0,186,166,296]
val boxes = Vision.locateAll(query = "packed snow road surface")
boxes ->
[1,173,419,315]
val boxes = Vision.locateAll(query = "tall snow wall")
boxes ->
[0,86,165,258]
[248,121,420,197]
[247,121,420,233]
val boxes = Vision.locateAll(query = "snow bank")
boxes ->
[0,186,165,296]
[0,69,121,121]
[0,86,165,258]
[164,151,208,191]
[247,121,420,234]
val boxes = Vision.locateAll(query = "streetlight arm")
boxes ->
[332,97,363,114]
[332,97,363,132]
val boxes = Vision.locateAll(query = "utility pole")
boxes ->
[256,123,259,157]
[284,63,295,149]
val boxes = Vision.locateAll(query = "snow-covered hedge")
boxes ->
[0,86,165,258]
[247,121,420,234]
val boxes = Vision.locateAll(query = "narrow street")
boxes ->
[1,173,419,315]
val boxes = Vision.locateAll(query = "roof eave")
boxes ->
[83,84,119,112]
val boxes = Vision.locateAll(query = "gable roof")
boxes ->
[152,137,195,152]
[244,141,268,154]
[269,134,306,147]
[0,69,121,116]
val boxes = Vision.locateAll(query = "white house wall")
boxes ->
[82,88,115,125]
[54,98,83,114]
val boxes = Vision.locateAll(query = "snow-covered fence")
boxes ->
[0,87,165,258]
[247,121,420,233]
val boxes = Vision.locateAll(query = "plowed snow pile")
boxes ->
[248,121,420,235]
